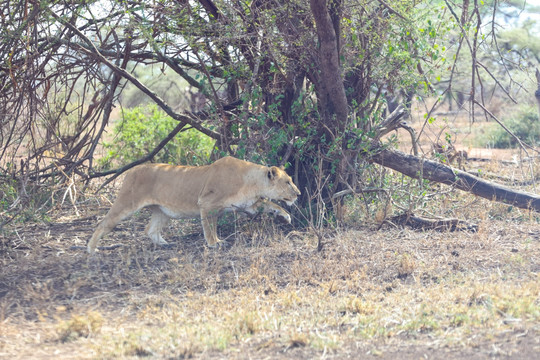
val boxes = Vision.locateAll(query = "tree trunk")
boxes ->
[371,148,540,212]
[309,0,348,131]
[535,68,540,118]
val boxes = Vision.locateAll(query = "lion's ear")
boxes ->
[267,166,279,180]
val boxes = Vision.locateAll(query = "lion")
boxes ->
[87,156,301,253]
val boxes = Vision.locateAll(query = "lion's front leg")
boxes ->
[200,208,221,247]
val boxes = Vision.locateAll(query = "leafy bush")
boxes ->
[100,105,214,169]
[483,106,540,148]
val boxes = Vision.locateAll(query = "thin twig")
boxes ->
[472,100,537,156]
[48,10,221,141]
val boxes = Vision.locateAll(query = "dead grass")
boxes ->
[1,185,539,359]
[56,310,104,343]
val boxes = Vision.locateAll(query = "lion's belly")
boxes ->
[146,171,204,218]
[158,205,200,219]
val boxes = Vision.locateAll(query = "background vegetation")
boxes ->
[1,1,540,358]
[99,104,213,169]
[2,0,540,225]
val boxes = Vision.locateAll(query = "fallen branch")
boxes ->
[388,213,478,232]
[371,148,540,212]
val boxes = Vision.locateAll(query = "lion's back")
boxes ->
[119,163,210,209]
[201,157,266,196]
[116,157,266,213]
[210,156,257,172]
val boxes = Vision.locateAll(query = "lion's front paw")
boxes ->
[276,212,291,224]
[154,239,169,246]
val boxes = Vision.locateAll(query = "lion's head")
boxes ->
[265,166,301,206]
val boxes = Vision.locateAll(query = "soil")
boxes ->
[1,201,539,359]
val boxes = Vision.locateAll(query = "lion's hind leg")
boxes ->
[146,206,171,246]
[87,204,140,254]
[87,191,146,254]
[200,208,221,247]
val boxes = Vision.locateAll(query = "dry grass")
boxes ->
[1,181,539,359]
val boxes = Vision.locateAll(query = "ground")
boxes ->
[1,181,539,359]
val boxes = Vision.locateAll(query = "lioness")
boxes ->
[88,156,300,253]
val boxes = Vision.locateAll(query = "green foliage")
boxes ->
[0,178,17,213]
[481,106,540,148]
[99,105,214,169]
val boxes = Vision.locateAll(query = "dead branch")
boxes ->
[49,10,221,141]
[388,213,478,232]
[372,148,540,212]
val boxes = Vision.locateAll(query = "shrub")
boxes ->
[483,106,540,149]
[99,105,214,169]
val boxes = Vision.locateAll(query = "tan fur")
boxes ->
[88,157,301,253]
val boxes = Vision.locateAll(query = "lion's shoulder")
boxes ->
[210,156,266,174]
[212,156,254,167]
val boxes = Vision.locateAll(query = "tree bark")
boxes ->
[309,0,348,130]
[371,148,540,212]
[535,68,540,118]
